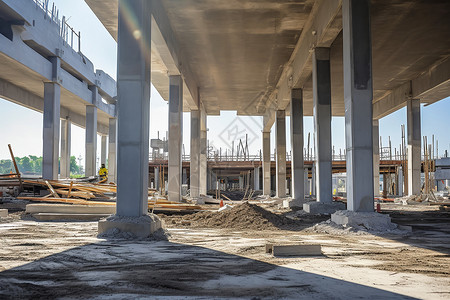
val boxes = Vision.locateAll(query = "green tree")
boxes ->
[70,156,80,175]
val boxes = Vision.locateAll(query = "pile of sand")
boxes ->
[164,202,294,230]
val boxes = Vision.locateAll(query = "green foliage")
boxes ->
[0,155,83,176]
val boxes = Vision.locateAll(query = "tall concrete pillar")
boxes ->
[254,167,260,190]
[115,0,151,217]
[190,110,200,198]
[199,107,207,195]
[42,57,61,180]
[85,104,97,177]
[168,75,183,202]
[60,117,71,178]
[101,135,107,165]
[289,88,304,207]
[313,48,332,204]
[343,0,374,212]
[108,118,117,183]
[276,110,286,198]
[407,98,421,195]
[154,167,160,190]
[373,119,380,196]
[262,131,271,195]
[304,168,310,196]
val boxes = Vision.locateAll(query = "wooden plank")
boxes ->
[67,181,73,198]
[45,181,60,198]
[8,144,23,191]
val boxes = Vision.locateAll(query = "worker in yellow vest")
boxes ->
[98,164,108,180]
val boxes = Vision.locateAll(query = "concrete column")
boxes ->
[304,168,310,196]
[154,167,160,190]
[290,88,304,206]
[60,117,71,178]
[42,57,61,180]
[373,119,380,196]
[313,48,332,204]
[168,75,183,202]
[254,167,260,190]
[100,135,107,165]
[262,131,271,195]
[407,98,421,195]
[343,0,374,212]
[115,0,151,217]
[276,110,286,198]
[108,118,117,183]
[199,107,207,195]
[85,104,97,177]
[190,110,200,197]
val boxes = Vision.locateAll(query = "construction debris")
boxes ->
[265,244,322,256]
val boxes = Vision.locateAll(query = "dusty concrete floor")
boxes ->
[0,200,449,299]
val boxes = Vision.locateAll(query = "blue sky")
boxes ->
[0,0,449,163]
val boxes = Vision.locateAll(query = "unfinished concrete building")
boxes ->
[0,0,449,298]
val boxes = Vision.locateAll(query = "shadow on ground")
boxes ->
[0,238,417,299]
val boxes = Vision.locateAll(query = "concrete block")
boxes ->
[303,201,346,214]
[26,204,115,214]
[266,244,322,256]
[435,158,450,167]
[98,214,163,238]
[331,210,397,231]
[0,209,8,218]
[283,198,307,208]
[32,213,111,221]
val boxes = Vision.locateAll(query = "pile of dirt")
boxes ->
[162,202,295,230]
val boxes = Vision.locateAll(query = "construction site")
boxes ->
[0,0,449,298]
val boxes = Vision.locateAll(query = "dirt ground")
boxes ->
[0,198,449,299]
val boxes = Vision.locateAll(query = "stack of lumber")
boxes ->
[17,179,204,212]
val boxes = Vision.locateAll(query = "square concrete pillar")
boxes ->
[60,116,71,179]
[262,131,271,196]
[286,88,304,208]
[115,0,151,217]
[100,135,107,165]
[168,75,183,202]
[42,80,60,180]
[276,110,286,198]
[343,0,374,212]
[190,110,200,198]
[254,167,260,190]
[313,48,332,204]
[407,98,421,195]
[108,118,117,183]
[199,107,207,195]
[85,104,97,177]
[373,119,380,196]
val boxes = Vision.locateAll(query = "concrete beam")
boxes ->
[265,0,342,111]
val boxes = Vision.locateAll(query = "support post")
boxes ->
[108,118,117,183]
[276,110,286,198]
[42,57,61,180]
[286,88,304,207]
[199,107,207,195]
[343,0,374,212]
[262,131,271,195]
[373,119,380,196]
[254,167,260,190]
[313,48,332,204]
[101,135,107,165]
[60,116,71,178]
[407,98,421,195]
[190,110,200,198]
[85,104,97,177]
[168,75,183,202]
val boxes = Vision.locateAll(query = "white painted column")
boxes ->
[115,0,151,217]
[42,57,61,180]
[60,116,71,178]
[276,110,286,198]
[85,104,97,177]
[108,118,117,183]
[343,0,374,212]
[190,110,200,198]
[407,98,421,195]
[313,47,332,204]
[168,75,183,202]
[199,107,207,195]
[290,88,304,205]
[373,119,380,196]
[262,131,271,195]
